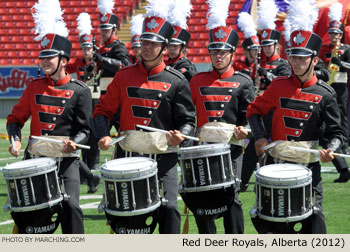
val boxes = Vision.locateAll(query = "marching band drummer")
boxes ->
[319,2,350,183]
[92,0,196,234]
[6,0,91,234]
[246,0,344,234]
[189,0,255,234]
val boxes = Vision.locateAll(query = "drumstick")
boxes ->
[107,135,126,146]
[31,135,91,150]
[203,126,252,133]
[11,136,17,153]
[136,124,200,141]
[289,146,350,159]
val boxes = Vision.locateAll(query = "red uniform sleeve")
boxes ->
[92,75,121,120]
[6,84,32,128]
[246,82,277,119]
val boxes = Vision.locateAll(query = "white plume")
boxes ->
[77,13,92,36]
[206,0,230,30]
[289,0,319,33]
[257,0,279,30]
[98,0,114,16]
[283,17,291,42]
[237,12,256,38]
[168,0,192,29]
[130,14,144,36]
[32,0,68,41]
[144,0,173,19]
[328,2,343,22]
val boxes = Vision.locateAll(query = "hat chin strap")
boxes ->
[296,55,314,78]
[142,43,167,63]
[48,54,62,77]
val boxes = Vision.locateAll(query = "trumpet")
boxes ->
[327,41,340,85]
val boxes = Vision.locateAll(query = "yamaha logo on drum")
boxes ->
[121,182,130,210]
[277,189,285,216]
[20,179,31,206]
[196,159,206,186]
[118,227,151,234]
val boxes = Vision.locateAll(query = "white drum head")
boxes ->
[101,157,157,180]
[2,158,57,179]
[178,143,230,160]
[256,164,311,186]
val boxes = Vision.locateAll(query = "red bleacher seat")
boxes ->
[192,11,207,18]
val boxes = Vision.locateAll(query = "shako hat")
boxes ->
[207,0,238,51]
[98,0,119,30]
[288,0,321,57]
[257,0,280,46]
[328,2,344,34]
[32,0,72,60]
[237,12,260,50]
[130,14,144,48]
[77,12,93,48]
[140,0,174,44]
[167,0,192,45]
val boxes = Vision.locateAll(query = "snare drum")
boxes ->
[101,157,161,216]
[178,143,235,192]
[2,158,63,212]
[253,164,313,222]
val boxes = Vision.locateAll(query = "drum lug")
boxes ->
[312,205,320,214]
[161,197,168,206]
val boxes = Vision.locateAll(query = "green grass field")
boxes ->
[0,118,350,234]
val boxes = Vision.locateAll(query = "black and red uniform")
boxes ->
[93,60,196,234]
[96,35,130,80]
[165,53,197,82]
[246,74,344,233]
[319,43,350,175]
[66,58,87,81]
[189,66,255,234]
[233,59,255,78]
[7,74,92,234]
[259,54,291,89]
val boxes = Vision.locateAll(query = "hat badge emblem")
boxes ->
[101,15,108,22]
[254,37,259,43]
[83,35,90,41]
[294,32,305,45]
[215,29,226,40]
[262,30,268,39]
[41,37,50,48]
[147,19,159,30]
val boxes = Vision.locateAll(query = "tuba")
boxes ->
[327,41,340,85]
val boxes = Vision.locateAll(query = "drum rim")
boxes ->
[2,158,57,178]
[101,157,157,178]
[104,201,161,216]
[3,167,58,180]
[178,143,231,157]
[101,169,158,181]
[255,164,311,182]
[9,197,63,212]
[256,179,312,188]
[255,209,314,223]
[179,180,235,193]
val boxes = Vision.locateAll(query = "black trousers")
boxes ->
[193,154,244,234]
[241,138,259,186]
[58,157,85,234]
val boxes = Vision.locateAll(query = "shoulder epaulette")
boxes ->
[118,64,137,72]
[31,77,46,83]
[71,79,88,88]
[165,66,185,80]
[234,71,252,81]
[317,80,335,93]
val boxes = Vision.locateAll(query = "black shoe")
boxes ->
[334,168,350,183]
[88,174,100,193]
